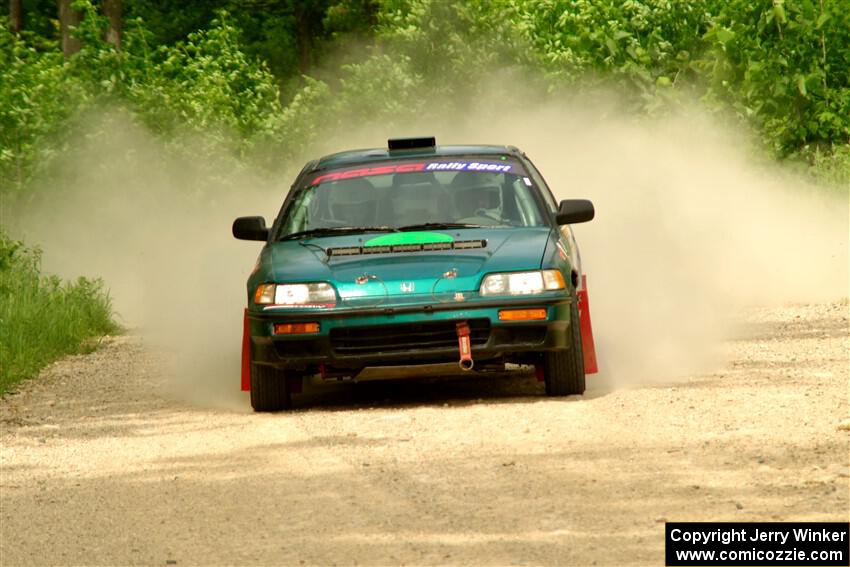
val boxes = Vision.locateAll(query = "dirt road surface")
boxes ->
[2,302,848,566]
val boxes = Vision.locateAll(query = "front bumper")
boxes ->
[248,296,573,371]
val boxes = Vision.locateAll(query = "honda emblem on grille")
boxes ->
[400,281,415,293]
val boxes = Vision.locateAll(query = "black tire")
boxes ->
[250,363,292,412]
[544,299,586,396]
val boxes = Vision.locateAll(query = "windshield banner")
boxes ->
[310,159,524,186]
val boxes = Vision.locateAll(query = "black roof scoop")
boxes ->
[388,137,436,151]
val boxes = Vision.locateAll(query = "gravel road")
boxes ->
[1,302,848,566]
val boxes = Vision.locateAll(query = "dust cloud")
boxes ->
[7,110,282,408]
[6,97,848,405]
[457,105,849,386]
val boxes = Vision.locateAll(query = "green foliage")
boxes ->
[128,12,282,145]
[372,0,849,158]
[121,0,377,81]
[0,26,84,193]
[0,230,119,395]
[375,0,849,171]
[376,0,530,80]
[336,54,425,121]
[804,143,850,188]
[699,0,850,156]
[324,0,379,36]
[271,76,333,149]
[511,0,710,105]
[0,5,289,190]
[1,0,848,194]
[290,0,539,134]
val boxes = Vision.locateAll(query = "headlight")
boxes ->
[480,270,565,296]
[253,282,337,307]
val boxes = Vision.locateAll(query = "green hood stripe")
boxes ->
[364,231,454,247]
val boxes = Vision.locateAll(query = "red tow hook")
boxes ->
[456,321,474,370]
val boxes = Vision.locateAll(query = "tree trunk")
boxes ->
[294,2,312,74]
[103,0,121,49]
[58,0,82,58]
[9,0,23,34]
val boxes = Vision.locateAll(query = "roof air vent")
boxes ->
[388,137,436,151]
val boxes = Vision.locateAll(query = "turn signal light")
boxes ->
[498,308,547,321]
[273,322,320,335]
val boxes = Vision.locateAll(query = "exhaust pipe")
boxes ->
[456,321,474,371]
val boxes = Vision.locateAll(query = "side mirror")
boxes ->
[232,216,269,241]
[555,199,595,225]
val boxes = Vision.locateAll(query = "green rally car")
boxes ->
[234,137,597,411]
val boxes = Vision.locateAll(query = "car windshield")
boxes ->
[277,158,548,238]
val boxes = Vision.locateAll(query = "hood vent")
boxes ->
[328,239,487,257]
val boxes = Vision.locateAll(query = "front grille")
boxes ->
[273,340,322,358]
[330,319,490,356]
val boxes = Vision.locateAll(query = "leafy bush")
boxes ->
[699,0,850,156]
[126,13,283,146]
[1,11,290,192]
[360,0,850,162]
[0,26,86,194]
[511,0,710,103]
[0,230,119,394]
[1,0,848,196]
[804,143,850,189]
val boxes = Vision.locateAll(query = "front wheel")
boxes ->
[543,299,585,396]
[250,363,292,412]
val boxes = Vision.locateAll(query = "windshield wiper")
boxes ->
[279,226,397,241]
[397,222,485,231]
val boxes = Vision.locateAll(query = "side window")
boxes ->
[511,178,544,226]
[523,157,558,213]
[281,190,314,234]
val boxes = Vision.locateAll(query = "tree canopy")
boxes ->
[2,0,848,195]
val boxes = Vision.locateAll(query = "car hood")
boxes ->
[264,227,552,305]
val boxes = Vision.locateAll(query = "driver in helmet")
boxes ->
[455,183,500,219]
[324,178,378,226]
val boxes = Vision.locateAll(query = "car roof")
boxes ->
[309,144,524,173]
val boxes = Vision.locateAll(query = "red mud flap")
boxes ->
[241,309,251,391]
[578,274,598,374]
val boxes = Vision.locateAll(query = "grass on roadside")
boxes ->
[806,144,850,192]
[0,230,119,395]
